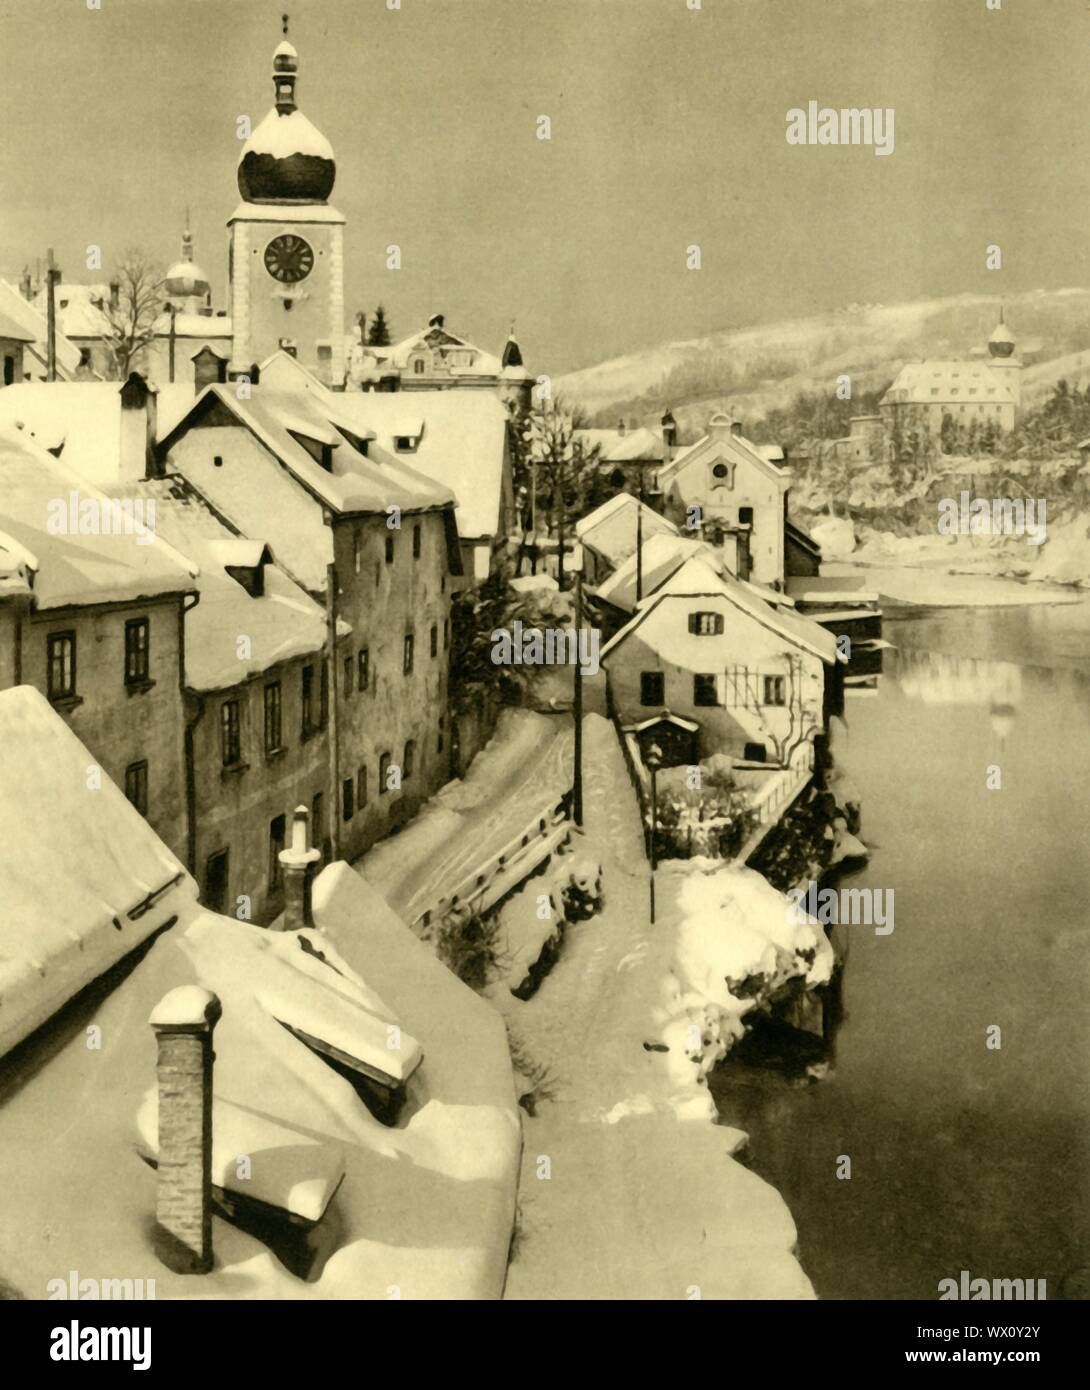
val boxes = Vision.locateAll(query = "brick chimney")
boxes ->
[119,372,159,480]
[278,804,321,931]
[148,986,222,1275]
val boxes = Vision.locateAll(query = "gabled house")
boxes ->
[260,349,516,583]
[574,409,679,499]
[0,278,84,381]
[592,555,837,768]
[0,418,198,856]
[657,412,791,588]
[575,491,679,586]
[156,381,463,854]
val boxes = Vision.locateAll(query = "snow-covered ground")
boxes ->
[491,715,824,1299]
[356,708,573,917]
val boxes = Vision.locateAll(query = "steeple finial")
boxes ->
[282,12,290,37]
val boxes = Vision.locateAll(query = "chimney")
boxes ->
[356,311,367,346]
[730,420,743,438]
[148,986,222,1275]
[428,312,444,330]
[617,417,626,437]
[278,804,321,931]
[708,411,732,441]
[20,266,31,301]
[660,408,677,463]
[119,372,159,480]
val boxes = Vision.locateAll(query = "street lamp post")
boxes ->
[646,741,662,924]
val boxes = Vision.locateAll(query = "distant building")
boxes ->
[574,409,678,499]
[657,412,791,588]
[881,311,1022,441]
[348,313,532,417]
[828,414,891,466]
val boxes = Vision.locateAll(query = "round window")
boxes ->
[712,462,729,481]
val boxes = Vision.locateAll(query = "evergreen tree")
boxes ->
[367,305,392,346]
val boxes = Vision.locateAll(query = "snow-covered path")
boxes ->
[356,709,573,918]
[494,716,815,1300]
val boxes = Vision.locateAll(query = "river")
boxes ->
[710,576,1090,1300]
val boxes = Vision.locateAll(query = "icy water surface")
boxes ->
[711,586,1090,1299]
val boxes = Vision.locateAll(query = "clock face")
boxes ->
[264,233,314,284]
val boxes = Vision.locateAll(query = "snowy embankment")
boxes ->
[492,715,824,1299]
[356,708,572,915]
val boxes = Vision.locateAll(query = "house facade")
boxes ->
[657,412,790,589]
[593,556,836,767]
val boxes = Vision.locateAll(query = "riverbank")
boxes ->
[709,594,1090,1298]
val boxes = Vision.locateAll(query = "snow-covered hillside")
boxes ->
[556,289,1090,436]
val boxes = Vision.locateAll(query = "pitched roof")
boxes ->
[575,426,666,463]
[575,492,678,568]
[600,554,837,665]
[0,280,81,377]
[0,423,198,608]
[0,381,143,484]
[881,360,1018,406]
[100,476,337,691]
[662,421,789,485]
[34,280,113,339]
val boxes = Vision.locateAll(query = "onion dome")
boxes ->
[164,224,211,303]
[988,306,1016,359]
[237,19,335,204]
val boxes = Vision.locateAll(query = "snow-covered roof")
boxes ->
[0,528,37,595]
[34,281,112,339]
[575,426,666,463]
[100,477,338,691]
[349,322,506,380]
[575,492,678,568]
[600,554,837,665]
[0,423,198,608]
[881,360,1018,406]
[0,280,81,376]
[595,532,712,612]
[662,422,790,485]
[0,381,146,484]
[0,305,34,342]
[240,107,334,165]
[0,685,192,1058]
[0,738,520,1301]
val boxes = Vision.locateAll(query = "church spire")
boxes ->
[273,13,299,115]
[181,207,193,264]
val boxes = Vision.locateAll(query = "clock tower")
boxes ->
[228,19,345,386]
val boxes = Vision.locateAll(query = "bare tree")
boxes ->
[101,250,165,379]
[519,396,601,587]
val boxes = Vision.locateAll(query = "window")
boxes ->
[221,699,242,767]
[312,793,324,852]
[412,524,421,559]
[430,624,438,658]
[609,468,625,488]
[269,814,286,892]
[413,359,425,375]
[213,455,223,468]
[264,681,283,753]
[343,654,354,695]
[688,612,723,636]
[385,536,395,564]
[358,648,369,692]
[763,675,786,706]
[395,436,412,451]
[3,355,15,386]
[404,740,415,780]
[124,760,148,815]
[47,631,76,701]
[640,671,665,705]
[204,849,229,914]
[738,506,754,525]
[693,674,719,707]
[302,664,315,736]
[342,777,354,822]
[353,531,362,574]
[443,618,450,649]
[712,462,730,481]
[743,742,767,763]
[379,752,391,793]
[356,764,367,809]
[403,633,414,675]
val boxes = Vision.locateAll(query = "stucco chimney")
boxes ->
[148,986,222,1275]
[119,372,159,480]
[730,420,743,437]
[278,804,321,931]
[617,417,626,437]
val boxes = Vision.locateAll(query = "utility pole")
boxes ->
[46,248,60,382]
[647,742,662,924]
[572,568,584,828]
